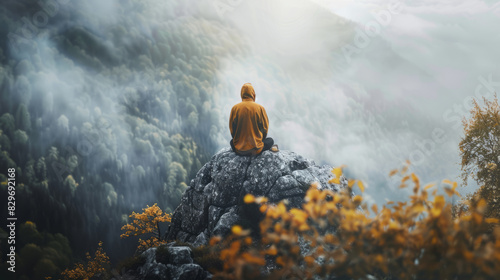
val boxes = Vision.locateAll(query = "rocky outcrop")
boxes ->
[123,148,346,280]
[130,245,210,280]
[165,147,346,245]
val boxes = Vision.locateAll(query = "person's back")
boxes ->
[229,83,275,156]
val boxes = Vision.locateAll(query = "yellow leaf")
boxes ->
[389,169,398,177]
[227,240,241,256]
[411,173,419,184]
[473,213,482,224]
[442,179,453,185]
[304,256,315,266]
[244,194,255,204]
[401,176,410,183]
[431,207,442,217]
[266,245,278,256]
[245,237,252,245]
[277,202,286,215]
[413,204,426,213]
[329,178,340,184]
[434,195,445,208]
[348,179,356,188]
[477,199,487,212]
[388,221,399,230]
[357,180,365,192]
[485,218,500,224]
[232,225,242,235]
[274,223,282,233]
[260,204,268,213]
[276,256,286,266]
[209,236,221,246]
[332,167,343,179]
[424,183,435,190]
[325,234,336,244]
[299,223,310,231]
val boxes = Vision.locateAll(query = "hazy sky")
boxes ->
[210,0,500,205]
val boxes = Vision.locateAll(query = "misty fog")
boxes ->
[1,0,499,268]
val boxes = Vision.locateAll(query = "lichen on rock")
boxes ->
[165,147,346,245]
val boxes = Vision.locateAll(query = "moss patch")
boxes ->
[117,254,146,274]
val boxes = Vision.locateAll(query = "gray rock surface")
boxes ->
[131,246,211,280]
[165,148,346,245]
[123,148,346,279]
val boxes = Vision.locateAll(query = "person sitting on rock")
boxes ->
[229,83,277,156]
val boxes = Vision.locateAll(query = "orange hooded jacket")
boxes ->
[229,83,269,155]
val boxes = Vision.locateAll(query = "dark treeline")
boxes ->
[0,0,248,276]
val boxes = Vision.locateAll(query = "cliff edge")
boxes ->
[165,147,347,245]
[127,148,347,279]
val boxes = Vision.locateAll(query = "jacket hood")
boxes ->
[241,83,256,101]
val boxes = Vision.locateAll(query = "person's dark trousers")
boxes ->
[262,137,274,152]
[230,137,274,155]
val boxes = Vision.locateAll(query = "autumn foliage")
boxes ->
[208,166,500,280]
[458,95,500,228]
[120,203,172,251]
[61,241,110,280]
[460,95,500,187]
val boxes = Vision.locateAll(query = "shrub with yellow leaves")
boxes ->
[120,203,172,252]
[61,241,110,280]
[208,166,500,280]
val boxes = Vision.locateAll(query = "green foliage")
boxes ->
[158,241,224,273]
[15,104,30,132]
[0,0,242,266]
[12,129,28,146]
[0,113,15,136]
[167,162,188,188]
[14,75,31,104]
[0,129,11,151]
[458,95,500,229]
[192,245,224,273]
[56,115,69,134]
[19,221,43,247]
[47,146,59,163]
[0,221,72,280]
[64,175,78,196]
[155,244,172,264]
[116,255,146,274]
[19,244,43,269]
[133,138,153,156]
[33,258,59,279]
[0,150,16,174]
[35,157,47,180]
[460,95,500,187]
